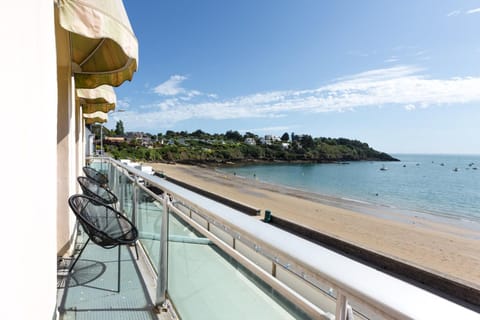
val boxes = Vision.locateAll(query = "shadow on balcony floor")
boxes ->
[57,240,158,320]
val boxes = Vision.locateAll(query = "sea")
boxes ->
[218,154,480,226]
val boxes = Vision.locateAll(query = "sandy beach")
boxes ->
[150,162,480,289]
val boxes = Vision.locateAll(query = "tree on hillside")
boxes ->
[115,120,125,136]
[165,130,175,138]
[291,132,297,142]
[300,134,315,149]
[225,130,243,141]
[243,131,259,142]
[243,131,256,138]
[192,129,206,138]
[281,132,289,141]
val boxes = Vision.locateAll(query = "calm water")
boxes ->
[219,154,480,223]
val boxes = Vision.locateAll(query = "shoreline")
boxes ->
[216,161,480,227]
[149,162,480,290]
[172,156,400,169]
[224,169,480,238]
[196,157,400,167]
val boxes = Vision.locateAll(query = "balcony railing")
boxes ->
[80,157,478,320]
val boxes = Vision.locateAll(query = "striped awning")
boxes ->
[77,85,116,114]
[84,111,108,124]
[57,0,138,88]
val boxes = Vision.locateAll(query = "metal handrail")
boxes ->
[102,157,479,320]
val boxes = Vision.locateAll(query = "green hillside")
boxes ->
[101,129,399,164]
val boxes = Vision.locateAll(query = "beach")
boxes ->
[150,162,480,290]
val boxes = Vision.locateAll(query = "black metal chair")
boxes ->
[77,176,118,207]
[83,166,109,187]
[68,194,139,292]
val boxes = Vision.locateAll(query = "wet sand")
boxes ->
[150,162,480,289]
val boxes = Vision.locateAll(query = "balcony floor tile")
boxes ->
[57,239,159,320]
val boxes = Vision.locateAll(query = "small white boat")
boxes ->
[380,165,388,171]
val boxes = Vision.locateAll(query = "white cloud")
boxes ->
[385,56,399,63]
[466,8,480,14]
[242,126,295,134]
[153,75,217,103]
[153,75,188,96]
[334,65,423,83]
[447,10,461,17]
[125,66,480,130]
[117,98,130,109]
[157,98,179,111]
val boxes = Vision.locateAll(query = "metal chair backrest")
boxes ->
[83,166,109,187]
[77,176,118,206]
[68,194,137,248]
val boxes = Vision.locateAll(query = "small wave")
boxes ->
[341,197,371,205]
[381,203,397,209]
[459,216,480,224]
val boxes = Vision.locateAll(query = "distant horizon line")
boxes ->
[390,152,480,156]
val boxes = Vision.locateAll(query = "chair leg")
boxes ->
[69,238,90,273]
[117,245,121,293]
[134,242,139,260]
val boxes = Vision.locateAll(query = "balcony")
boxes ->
[56,158,479,319]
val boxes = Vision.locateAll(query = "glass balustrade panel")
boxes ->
[135,184,164,272]
[167,206,312,320]
[117,171,134,219]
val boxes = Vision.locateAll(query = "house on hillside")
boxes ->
[125,132,153,146]
[104,136,126,144]
[260,135,281,145]
[141,135,153,147]
[244,137,256,145]
[125,132,142,143]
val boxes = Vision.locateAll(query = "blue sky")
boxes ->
[110,0,480,154]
